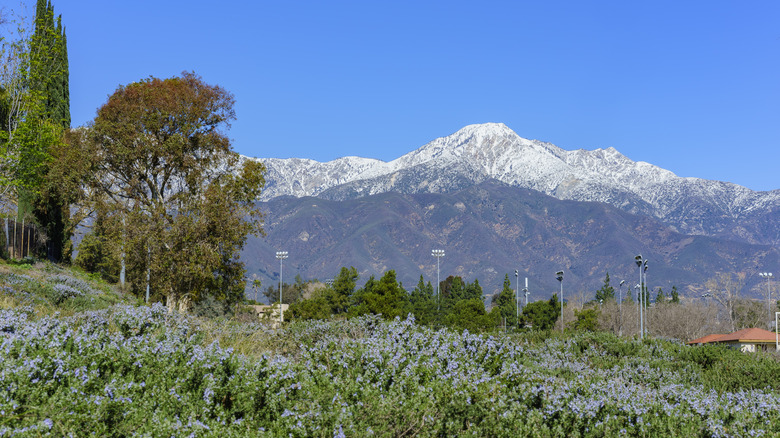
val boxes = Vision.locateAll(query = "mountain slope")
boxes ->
[256,123,780,245]
[244,181,778,299]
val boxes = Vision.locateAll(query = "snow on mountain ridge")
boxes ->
[253,123,780,241]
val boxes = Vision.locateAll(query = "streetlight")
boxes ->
[276,251,288,323]
[432,249,445,310]
[635,284,641,335]
[515,270,519,323]
[635,255,646,339]
[643,261,649,336]
[619,280,625,336]
[556,271,564,330]
[760,272,773,329]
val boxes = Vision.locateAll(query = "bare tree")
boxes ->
[569,289,590,311]
[734,299,765,330]
[647,300,724,342]
[705,272,745,333]
[597,301,621,336]
[0,6,32,213]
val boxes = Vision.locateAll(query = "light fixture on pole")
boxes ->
[643,260,649,336]
[635,255,644,339]
[619,280,625,336]
[760,272,773,329]
[276,251,288,323]
[635,284,641,335]
[556,271,564,330]
[432,249,445,311]
[515,270,519,323]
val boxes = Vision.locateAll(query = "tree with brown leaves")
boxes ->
[70,72,265,311]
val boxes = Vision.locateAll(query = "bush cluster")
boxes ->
[2,298,780,436]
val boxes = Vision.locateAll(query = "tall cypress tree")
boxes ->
[27,0,71,262]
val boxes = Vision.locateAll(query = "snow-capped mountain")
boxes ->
[255,123,780,245]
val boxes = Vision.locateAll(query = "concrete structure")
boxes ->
[248,304,289,329]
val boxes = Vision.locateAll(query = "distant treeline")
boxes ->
[279,267,560,333]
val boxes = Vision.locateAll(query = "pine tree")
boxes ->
[493,274,518,327]
[670,286,680,304]
[655,287,665,304]
[595,272,615,302]
[409,275,436,324]
[464,279,482,301]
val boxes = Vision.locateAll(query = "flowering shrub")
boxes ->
[48,274,101,296]
[1,303,779,436]
[0,273,33,286]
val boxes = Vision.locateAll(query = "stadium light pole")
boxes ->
[556,271,564,331]
[760,272,773,329]
[619,280,625,336]
[635,255,644,339]
[635,284,641,336]
[643,260,649,336]
[276,251,288,323]
[515,270,519,323]
[432,249,445,311]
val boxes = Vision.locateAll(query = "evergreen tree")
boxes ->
[655,287,665,304]
[27,0,71,262]
[30,0,69,127]
[520,294,559,330]
[572,307,600,331]
[440,275,466,313]
[409,275,436,324]
[443,298,493,332]
[493,274,518,327]
[670,286,680,304]
[349,270,409,320]
[464,278,483,301]
[595,272,615,303]
[331,266,358,314]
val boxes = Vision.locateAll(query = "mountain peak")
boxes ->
[255,123,780,244]
[445,123,520,146]
[456,122,513,135]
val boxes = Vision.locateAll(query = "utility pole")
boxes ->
[523,277,529,307]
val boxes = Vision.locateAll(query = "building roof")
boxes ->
[689,328,778,345]
[687,334,726,345]
[715,327,777,343]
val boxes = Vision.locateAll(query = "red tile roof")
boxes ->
[687,334,726,345]
[715,327,778,343]
[689,328,779,345]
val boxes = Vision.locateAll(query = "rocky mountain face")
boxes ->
[259,123,780,245]
[244,181,778,300]
[246,123,779,300]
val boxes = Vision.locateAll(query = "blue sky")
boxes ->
[43,1,780,190]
